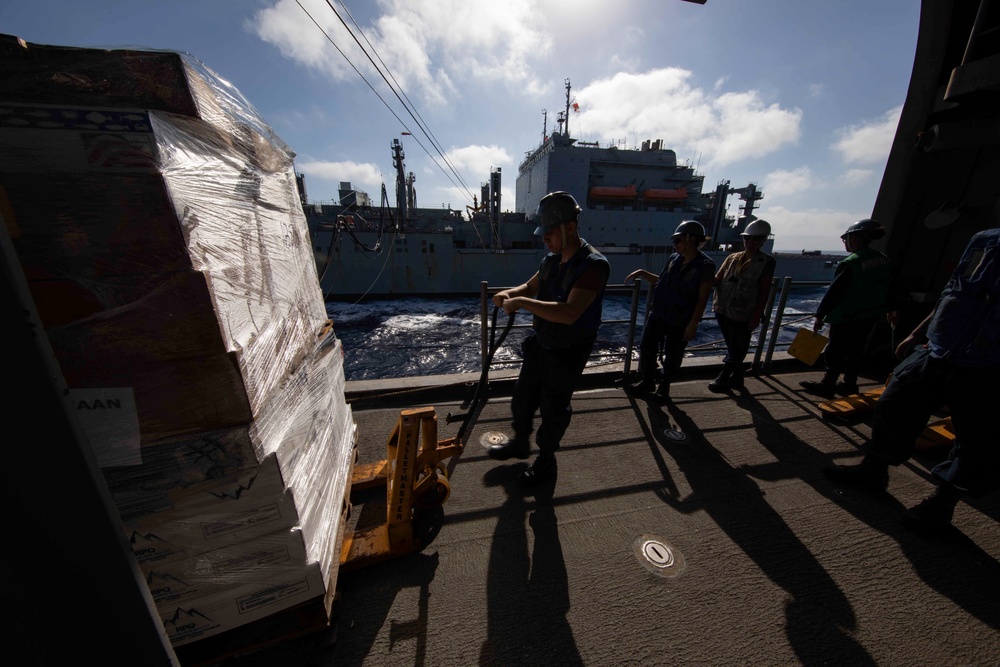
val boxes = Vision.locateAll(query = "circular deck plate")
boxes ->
[664,429,687,442]
[479,431,511,450]
[633,534,686,578]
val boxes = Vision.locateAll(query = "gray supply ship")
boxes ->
[304,82,839,300]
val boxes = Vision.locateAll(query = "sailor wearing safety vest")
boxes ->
[708,219,777,393]
[801,219,891,399]
[487,191,610,488]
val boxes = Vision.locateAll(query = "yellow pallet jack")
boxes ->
[340,308,514,571]
[339,406,459,571]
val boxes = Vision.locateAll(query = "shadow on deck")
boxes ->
[229,367,1000,666]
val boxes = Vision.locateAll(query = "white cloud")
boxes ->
[250,0,550,106]
[808,83,826,98]
[296,159,384,197]
[414,144,513,209]
[249,0,359,81]
[443,144,512,176]
[832,105,902,164]
[759,205,870,251]
[764,167,813,198]
[572,69,801,169]
[841,168,873,187]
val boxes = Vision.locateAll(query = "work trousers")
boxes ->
[823,317,876,383]
[511,333,595,456]
[717,313,753,371]
[867,348,1000,497]
[637,318,687,385]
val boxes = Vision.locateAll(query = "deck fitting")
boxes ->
[634,535,686,578]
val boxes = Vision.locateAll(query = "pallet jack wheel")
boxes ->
[435,462,449,479]
[415,474,451,509]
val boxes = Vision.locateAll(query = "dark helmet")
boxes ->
[533,191,581,235]
[672,220,706,241]
[840,218,885,241]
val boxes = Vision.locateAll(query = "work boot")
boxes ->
[707,368,732,393]
[729,365,745,391]
[488,436,531,461]
[800,379,836,399]
[629,377,655,393]
[518,454,557,488]
[823,455,889,493]
[835,380,859,396]
[901,484,959,535]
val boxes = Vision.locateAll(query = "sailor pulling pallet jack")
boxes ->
[487,191,610,488]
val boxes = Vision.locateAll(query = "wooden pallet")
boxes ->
[818,387,885,418]
[915,417,956,452]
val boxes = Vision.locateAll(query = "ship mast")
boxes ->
[490,168,502,250]
[736,183,763,227]
[563,78,571,138]
[391,138,407,228]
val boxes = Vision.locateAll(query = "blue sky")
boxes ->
[2,0,920,251]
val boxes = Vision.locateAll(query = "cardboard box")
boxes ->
[62,353,253,445]
[1,40,201,116]
[141,528,313,609]
[2,172,191,280]
[122,455,299,566]
[102,424,262,521]
[158,560,325,647]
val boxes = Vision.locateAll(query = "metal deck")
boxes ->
[227,367,1000,666]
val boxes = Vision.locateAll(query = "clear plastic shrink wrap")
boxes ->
[0,36,356,646]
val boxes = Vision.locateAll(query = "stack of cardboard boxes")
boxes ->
[0,35,355,648]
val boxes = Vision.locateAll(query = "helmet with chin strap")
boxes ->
[672,220,706,241]
[841,218,885,242]
[533,191,581,236]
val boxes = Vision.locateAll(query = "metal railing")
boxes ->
[478,278,829,377]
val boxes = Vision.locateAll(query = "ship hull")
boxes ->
[311,229,838,300]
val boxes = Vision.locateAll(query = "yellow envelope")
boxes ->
[788,328,828,366]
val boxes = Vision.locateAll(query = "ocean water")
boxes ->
[327,287,828,381]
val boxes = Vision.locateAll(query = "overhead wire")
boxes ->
[333,0,476,200]
[294,0,476,202]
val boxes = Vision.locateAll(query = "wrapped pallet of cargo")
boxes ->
[0,35,356,655]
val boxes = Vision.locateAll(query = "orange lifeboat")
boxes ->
[642,186,688,201]
[589,184,638,199]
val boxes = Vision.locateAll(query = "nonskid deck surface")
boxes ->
[229,370,1000,666]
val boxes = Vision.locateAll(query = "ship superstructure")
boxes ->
[304,83,838,300]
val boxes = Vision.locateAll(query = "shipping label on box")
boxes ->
[68,387,141,467]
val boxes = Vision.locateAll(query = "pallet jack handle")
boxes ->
[447,306,516,447]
